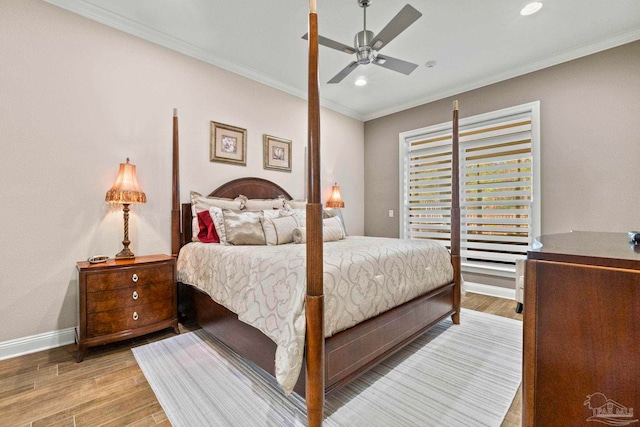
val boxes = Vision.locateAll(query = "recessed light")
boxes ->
[355,77,367,86]
[521,2,543,16]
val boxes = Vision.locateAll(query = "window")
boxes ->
[399,102,540,277]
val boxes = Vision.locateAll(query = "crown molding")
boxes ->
[363,28,640,121]
[43,0,364,120]
[42,0,640,123]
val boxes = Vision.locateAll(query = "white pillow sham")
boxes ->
[323,208,347,235]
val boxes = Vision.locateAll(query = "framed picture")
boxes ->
[210,121,247,166]
[263,135,292,172]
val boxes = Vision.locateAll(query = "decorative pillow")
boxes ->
[323,208,347,235]
[237,195,286,211]
[292,217,345,244]
[263,209,282,220]
[285,208,306,226]
[292,227,305,244]
[323,216,346,241]
[190,191,242,241]
[222,209,266,245]
[196,210,219,243]
[262,215,298,245]
[284,199,307,210]
[209,207,227,245]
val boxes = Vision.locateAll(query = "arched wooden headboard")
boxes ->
[209,177,293,200]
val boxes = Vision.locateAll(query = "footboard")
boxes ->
[179,280,456,396]
[325,283,455,393]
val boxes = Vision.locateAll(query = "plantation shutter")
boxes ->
[400,102,540,277]
[404,129,455,244]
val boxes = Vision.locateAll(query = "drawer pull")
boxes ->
[133,312,139,321]
[132,291,139,300]
[132,273,139,283]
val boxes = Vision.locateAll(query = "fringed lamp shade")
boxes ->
[105,158,147,204]
[325,182,344,208]
[105,158,146,259]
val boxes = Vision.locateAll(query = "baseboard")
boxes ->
[0,283,513,362]
[464,281,516,300]
[0,327,77,361]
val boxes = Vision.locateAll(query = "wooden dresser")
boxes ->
[523,232,640,426]
[76,254,179,362]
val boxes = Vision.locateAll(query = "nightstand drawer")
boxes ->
[76,255,178,362]
[85,263,173,292]
[86,282,174,314]
[86,300,175,337]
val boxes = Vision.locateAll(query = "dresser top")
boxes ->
[528,231,640,269]
[77,254,174,271]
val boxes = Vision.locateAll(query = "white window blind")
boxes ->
[399,102,540,277]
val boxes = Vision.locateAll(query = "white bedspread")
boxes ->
[176,236,453,394]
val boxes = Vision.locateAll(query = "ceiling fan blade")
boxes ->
[373,55,418,75]
[302,33,356,55]
[328,61,359,84]
[369,4,422,51]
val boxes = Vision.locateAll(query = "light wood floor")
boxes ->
[0,292,523,426]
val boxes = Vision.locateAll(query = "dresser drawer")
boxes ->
[86,282,174,314]
[85,263,174,292]
[86,300,175,337]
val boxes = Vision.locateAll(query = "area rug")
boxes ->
[133,309,522,426]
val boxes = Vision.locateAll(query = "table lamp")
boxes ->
[325,182,345,208]
[105,158,146,259]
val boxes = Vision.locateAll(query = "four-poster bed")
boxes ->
[170,3,461,425]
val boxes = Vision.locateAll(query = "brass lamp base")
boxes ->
[115,203,135,260]
[115,247,135,259]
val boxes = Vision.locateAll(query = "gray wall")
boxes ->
[364,40,640,240]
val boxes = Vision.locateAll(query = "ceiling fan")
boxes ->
[303,0,422,84]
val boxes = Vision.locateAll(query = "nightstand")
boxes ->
[76,254,179,362]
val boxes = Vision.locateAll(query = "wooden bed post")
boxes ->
[451,101,461,324]
[306,0,324,426]
[171,108,181,258]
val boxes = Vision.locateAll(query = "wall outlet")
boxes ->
[388,210,394,218]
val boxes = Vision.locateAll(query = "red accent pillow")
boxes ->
[196,210,220,243]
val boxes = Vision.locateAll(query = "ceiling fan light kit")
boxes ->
[303,0,422,84]
[521,2,543,16]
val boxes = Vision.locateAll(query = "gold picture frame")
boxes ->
[210,121,247,166]
[263,135,292,172]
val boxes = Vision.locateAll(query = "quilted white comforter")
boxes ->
[176,236,453,394]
